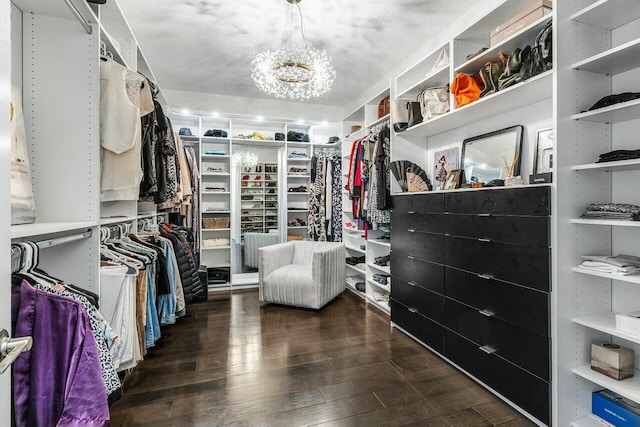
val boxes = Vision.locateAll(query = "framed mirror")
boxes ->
[461,125,524,185]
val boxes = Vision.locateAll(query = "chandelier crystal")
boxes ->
[233,151,258,170]
[252,0,335,101]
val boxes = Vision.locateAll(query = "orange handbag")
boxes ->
[450,73,485,108]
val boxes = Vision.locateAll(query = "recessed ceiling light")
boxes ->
[257,115,264,121]
[211,111,219,117]
[297,119,304,125]
[181,109,189,114]
[321,121,328,126]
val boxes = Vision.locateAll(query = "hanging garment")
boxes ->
[369,127,391,228]
[12,280,110,427]
[10,85,36,225]
[100,60,143,201]
[330,157,343,242]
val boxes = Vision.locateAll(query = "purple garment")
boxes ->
[12,280,111,427]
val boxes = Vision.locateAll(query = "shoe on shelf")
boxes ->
[254,175,261,180]
[242,175,249,180]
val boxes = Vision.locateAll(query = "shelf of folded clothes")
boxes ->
[576,203,640,224]
[573,96,640,124]
[574,266,640,285]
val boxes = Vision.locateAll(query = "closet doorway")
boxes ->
[232,144,285,285]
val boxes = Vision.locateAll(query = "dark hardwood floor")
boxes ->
[110,290,536,427]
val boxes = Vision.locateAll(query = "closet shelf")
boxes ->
[368,279,390,293]
[397,65,449,99]
[287,158,311,162]
[570,0,640,30]
[287,226,307,229]
[201,154,230,159]
[367,262,390,274]
[11,221,97,239]
[573,312,640,345]
[573,365,640,403]
[286,142,313,148]
[571,218,640,227]
[403,70,552,137]
[202,172,230,176]
[344,228,365,234]
[202,228,231,231]
[572,37,640,75]
[366,113,391,129]
[287,175,311,178]
[232,139,285,147]
[203,192,231,195]
[572,158,640,172]
[287,192,310,195]
[345,281,367,300]
[201,246,231,250]
[346,264,366,275]
[100,216,137,225]
[367,239,391,248]
[455,14,552,75]
[208,263,231,268]
[180,136,200,143]
[100,25,129,69]
[571,415,609,427]
[572,98,640,124]
[201,136,230,142]
[287,209,309,212]
[345,244,365,253]
[573,266,640,285]
[203,210,231,214]
[367,296,391,314]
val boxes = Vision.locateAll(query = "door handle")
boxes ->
[478,273,493,280]
[407,211,416,214]
[0,329,33,374]
[408,308,418,314]
[479,309,495,317]
[407,229,416,233]
[478,238,491,243]
[407,281,417,287]
[479,345,497,355]
[407,255,415,260]
[477,213,492,217]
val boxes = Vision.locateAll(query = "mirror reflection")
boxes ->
[461,125,523,185]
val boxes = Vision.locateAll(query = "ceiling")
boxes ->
[119,0,478,107]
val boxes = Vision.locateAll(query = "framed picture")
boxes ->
[534,128,554,174]
[434,147,459,190]
[443,169,462,190]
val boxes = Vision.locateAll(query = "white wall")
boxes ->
[164,89,344,123]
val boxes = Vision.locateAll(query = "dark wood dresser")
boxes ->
[391,186,551,425]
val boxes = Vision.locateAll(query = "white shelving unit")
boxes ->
[557,0,640,425]
[285,136,312,241]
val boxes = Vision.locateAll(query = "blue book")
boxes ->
[593,390,640,427]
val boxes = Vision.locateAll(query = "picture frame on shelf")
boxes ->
[434,147,459,190]
[531,128,553,184]
[443,169,462,190]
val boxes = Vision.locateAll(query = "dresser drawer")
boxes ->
[444,186,550,216]
[393,193,444,214]
[391,299,444,354]
[444,236,550,292]
[444,330,550,425]
[391,252,444,294]
[392,229,444,263]
[444,214,549,247]
[391,277,444,323]
[445,267,549,337]
[444,298,550,381]
[393,212,445,234]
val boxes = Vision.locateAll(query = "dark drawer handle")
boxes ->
[408,308,418,314]
[407,229,416,233]
[407,281,417,287]
[478,238,491,243]
[407,255,415,260]
[478,213,492,217]
[478,274,493,280]
[407,211,416,214]
[479,309,495,317]
[479,345,497,355]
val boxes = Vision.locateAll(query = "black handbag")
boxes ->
[407,101,423,128]
[531,20,553,77]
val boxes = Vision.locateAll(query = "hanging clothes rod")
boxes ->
[62,0,93,35]
[35,230,92,249]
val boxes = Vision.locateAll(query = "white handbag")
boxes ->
[418,86,450,120]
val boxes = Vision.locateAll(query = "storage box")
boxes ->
[593,389,640,427]
[616,311,640,337]
[489,0,553,46]
[591,342,634,381]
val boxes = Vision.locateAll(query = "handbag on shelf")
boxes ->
[378,96,390,118]
[391,99,410,132]
[406,101,423,128]
[418,86,450,119]
[479,59,505,98]
[450,73,484,108]
[531,20,553,76]
[497,45,532,91]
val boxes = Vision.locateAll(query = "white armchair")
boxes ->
[258,241,346,309]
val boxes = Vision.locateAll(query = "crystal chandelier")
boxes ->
[233,151,259,170]
[252,0,336,101]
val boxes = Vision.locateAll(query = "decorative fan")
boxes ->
[389,160,411,192]
[390,161,431,192]
[407,164,432,192]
